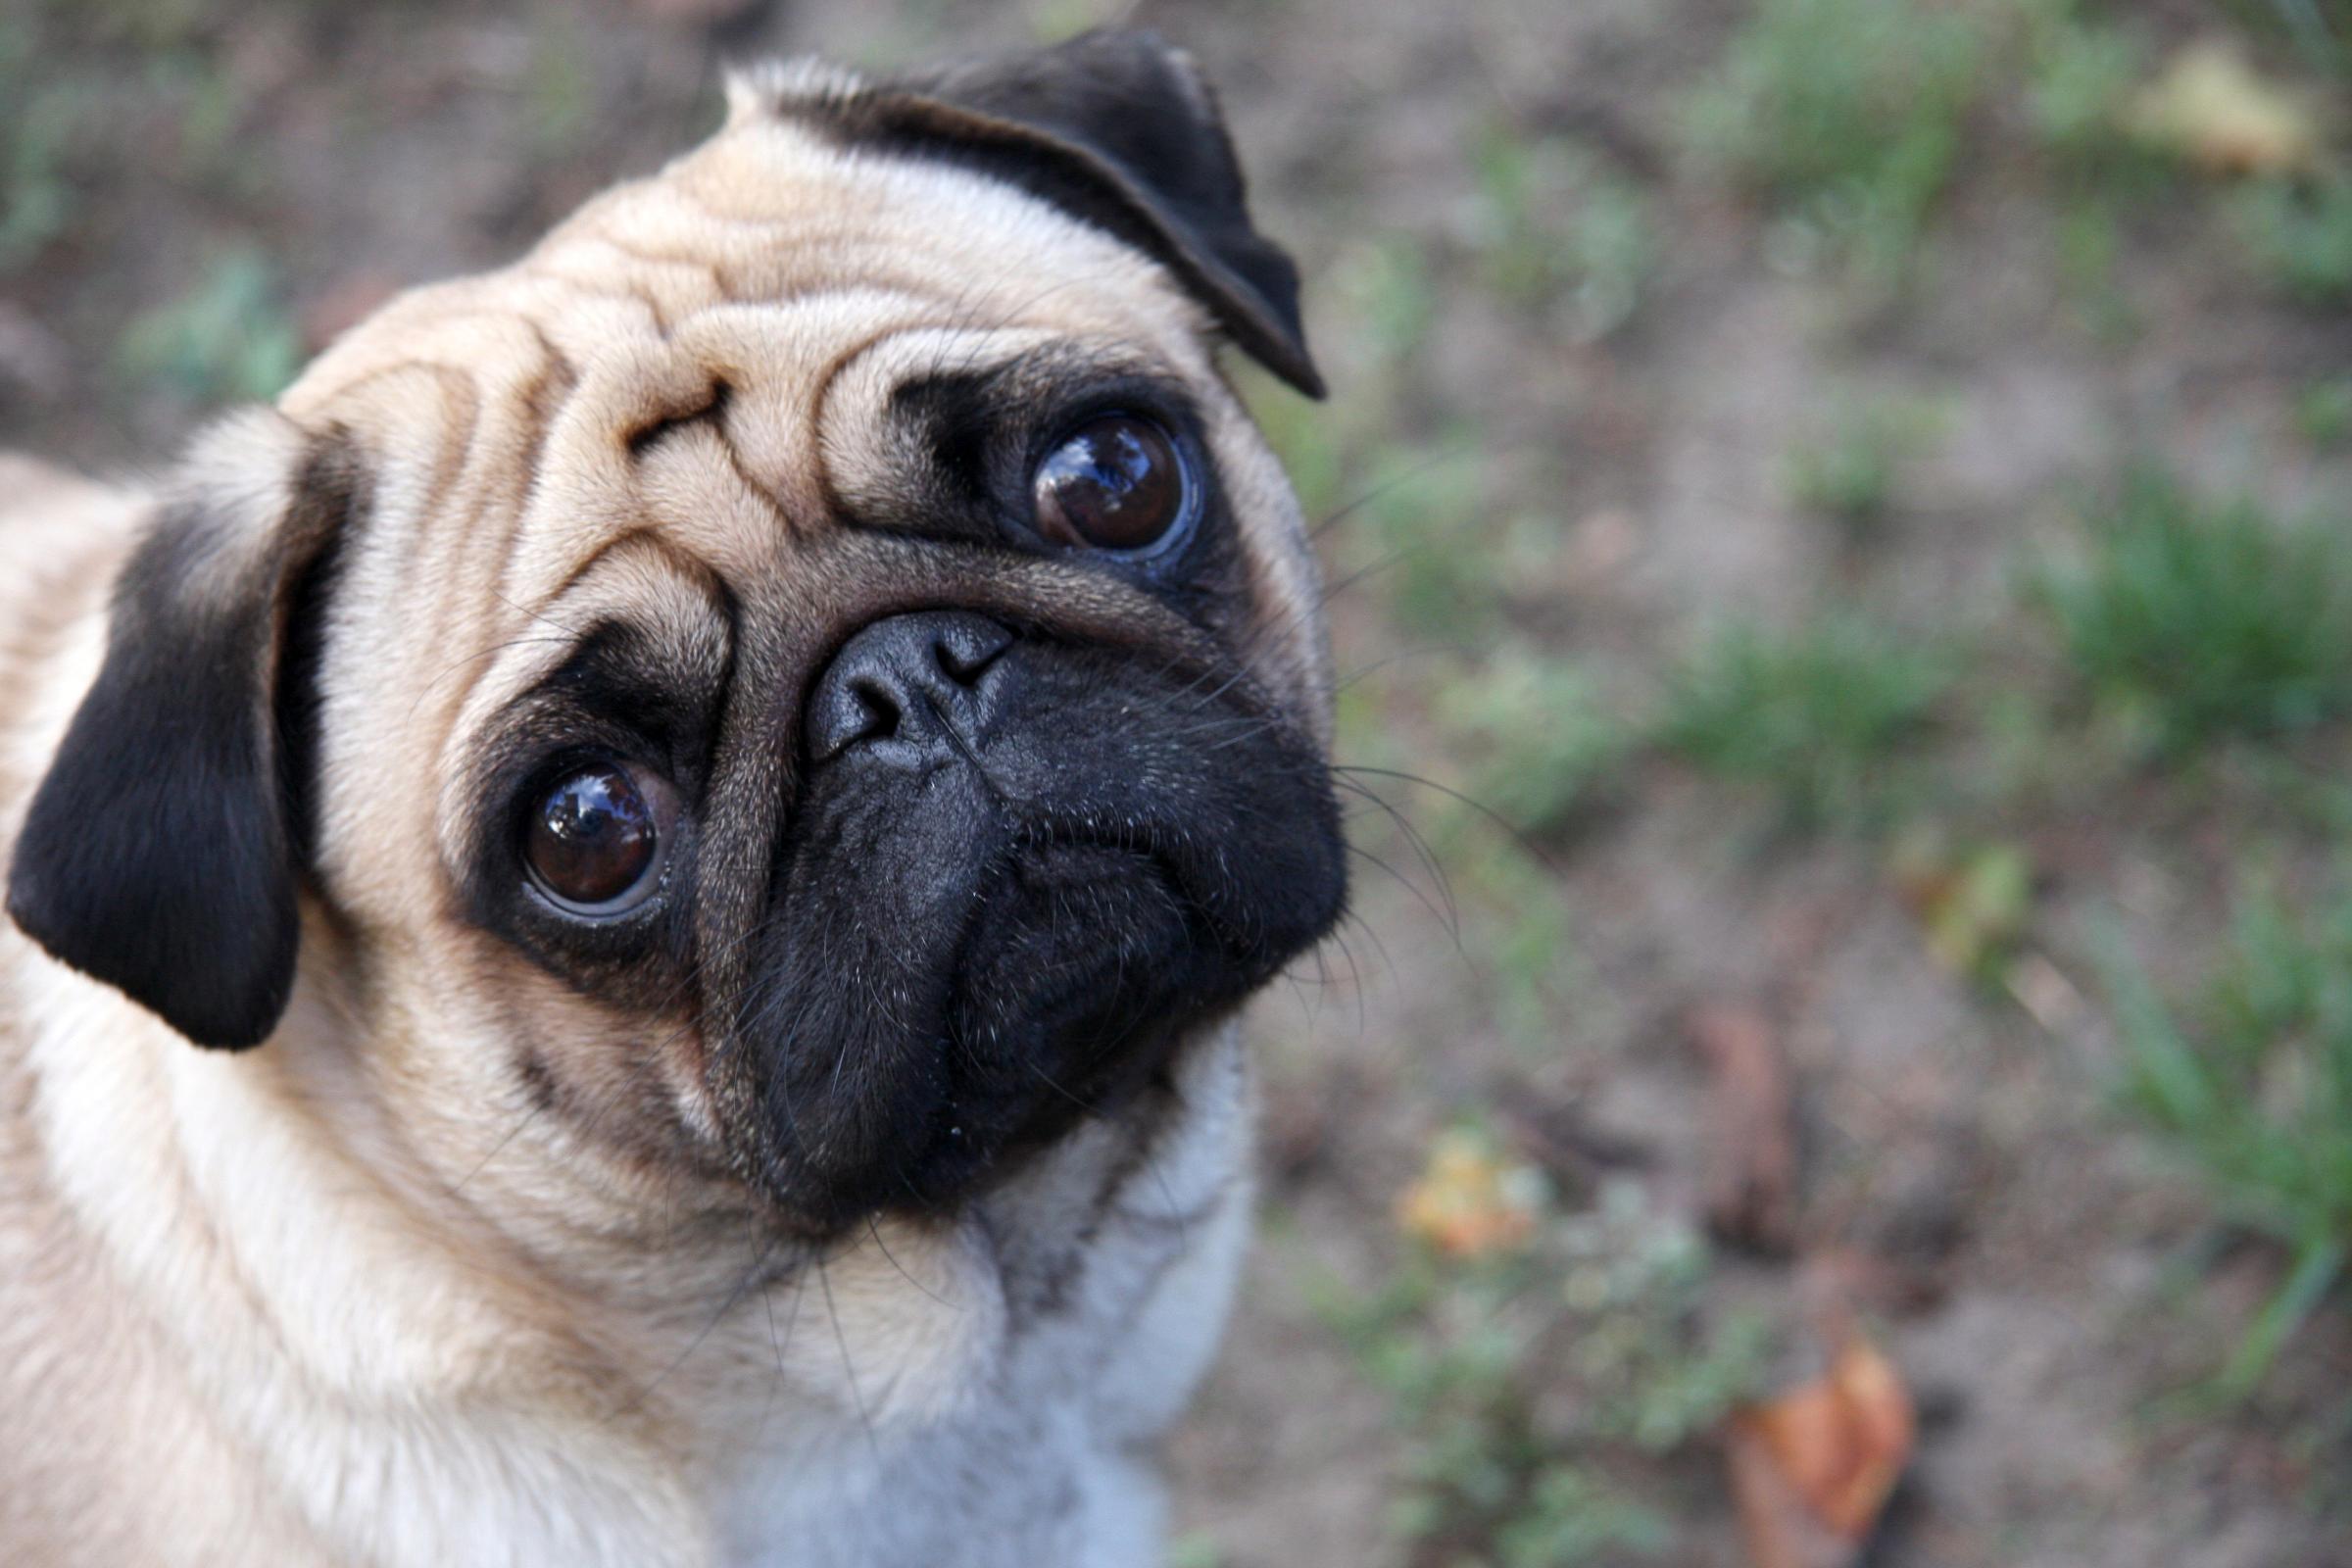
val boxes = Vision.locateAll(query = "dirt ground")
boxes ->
[4,1,2350,1564]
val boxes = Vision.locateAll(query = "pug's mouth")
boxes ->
[720,613,1347,1237]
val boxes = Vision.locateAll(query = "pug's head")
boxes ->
[5,30,1345,1241]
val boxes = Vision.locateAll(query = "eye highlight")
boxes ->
[522,762,675,915]
[1029,415,1191,556]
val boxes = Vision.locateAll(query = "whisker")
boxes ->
[864,1213,957,1310]
[818,1253,882,1459]
[1333,773,1458,936]
[601,1225,788,1426]
[1334,762,1561,873]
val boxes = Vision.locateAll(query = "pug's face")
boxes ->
[7,33,1346,1242]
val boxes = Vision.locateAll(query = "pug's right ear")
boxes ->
[5,410,356,1050]
[735,29,1325,398]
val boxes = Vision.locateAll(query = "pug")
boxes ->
[0,29,1345,1568]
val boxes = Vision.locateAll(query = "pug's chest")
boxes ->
[712,1042,1256,1568]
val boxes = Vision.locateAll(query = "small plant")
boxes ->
[1783,396,1941,529]
[2233,172,2352,304]
[1441,843,1581,1054]
[2054,202,2141,340]
[2022,1,2152,168]
[0,24,81,270]
[2034,470,2352,750]
[1336,1146,1769,1568]
[116,248,304,407]
[2107,888,2352,1396]
[1332,236,1442,373]
[1657,615,1948,827]
[1352,444,1501,641]
[1467,128,1655,341]
[1684,0,1990,281]
[1889,831,2035,985]
[1246,365,1353,523]
[2295,376,2352,447]
[2248,0,2348,76]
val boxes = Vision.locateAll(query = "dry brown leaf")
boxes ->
[1395,1128,1542,1260]
[2127,41,2325,176]
[1728,1437,1856,1568]
[1888,835,2033,981]
[1693,1004,1799,1254]
[1729,1337,1916,1568]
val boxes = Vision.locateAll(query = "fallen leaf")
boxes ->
[2127,41,2325,176]
[1729,1336,1916,1568]
[1396,1127,1543,1259]
[1890,837,2033,981]
[1693,1004,1799,1254]
[1727,1440,1855,1568]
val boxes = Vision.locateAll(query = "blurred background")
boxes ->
[4,0,2351,1563]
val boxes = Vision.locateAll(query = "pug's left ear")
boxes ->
[739,28,1324,398]
[5,410,354,1050]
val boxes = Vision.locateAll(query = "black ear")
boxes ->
[750,29,1323,397]
[5,412,353,1049]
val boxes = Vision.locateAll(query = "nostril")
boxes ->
[932,620,1015,687]
[848,676,903,743]
[808,612,1015,763]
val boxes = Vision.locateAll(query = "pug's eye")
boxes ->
[1030,415,1190,554]
[523,763,672,914]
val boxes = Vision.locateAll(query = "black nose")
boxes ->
[806,611,1017,763]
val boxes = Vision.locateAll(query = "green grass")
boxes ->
[1658,614,1949,827]
[2022,1,2153,167]
[1332,236,1442,373]
[1684,0,1991,282]
[2016,3,2174,337]
[2235,0,2348,76]
[2295,377,2352,447]
[1455,844,1582,1054]
[0,24,82,270]
[2035,470,2352,751]
[1437,649,1628,837]
[1243,364,1353,524]
[2108,888,2352,1396]
[2233,172,2352,305]
[146,46,257,192]
[1467,127,1655,341]
[1323,1167,1767,1567]
[1783,396,1942,529]
[1352,445,1504,640]
[116,247,304,407]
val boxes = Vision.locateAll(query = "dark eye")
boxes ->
[523,763,673,914]
[1030,415,1190,554]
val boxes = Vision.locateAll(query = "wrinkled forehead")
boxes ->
[287,113,1220,565]
[277,109,1241,642]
